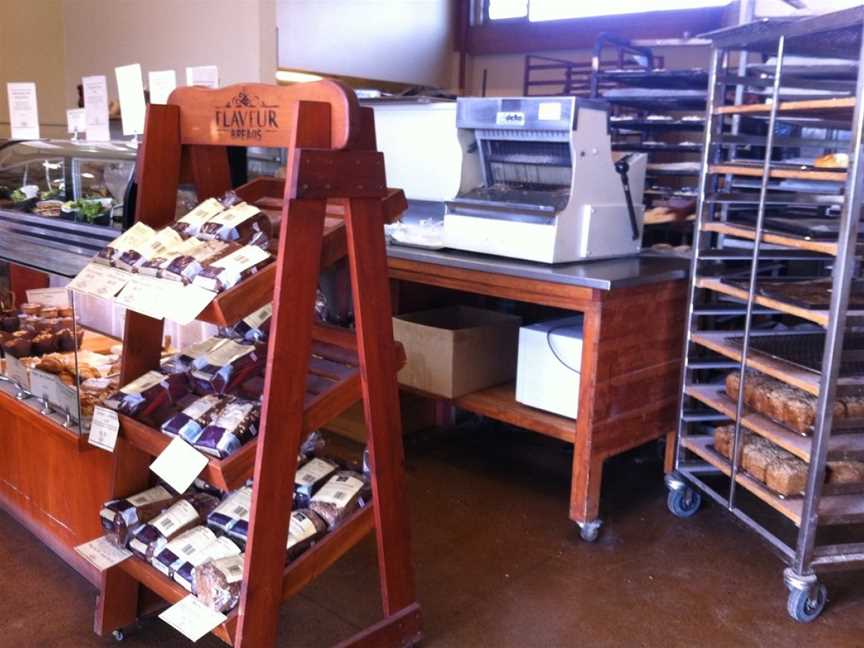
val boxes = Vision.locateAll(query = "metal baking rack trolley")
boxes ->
[667,7,864,623]
[92,82,421,646]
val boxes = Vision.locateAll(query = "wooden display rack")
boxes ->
[94,82,421,647]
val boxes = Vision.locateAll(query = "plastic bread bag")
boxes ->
[161,394,226,443]
[293,457,339,509]
[231,303,272,343]
[93,222,155,266]
[104,370,189,423]
[285,508,328,562]
[172,337,229,374]
[191,245,272,293]
[197,202,272,246]
[139,236,209,278]
[152,525,218,578]
[194,554,245,613]
[188,341,262,396]
[299,430,326,461]
[161,240,236,285]
[99,485,177,548]
[175,535,241,592]
[309,471,371,529]
[207,485,253,536]
[170,198,226,239]
[194,398,260,459]
[115,227,185,273]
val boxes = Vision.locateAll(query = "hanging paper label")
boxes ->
[150,437,209,495]
[68,264,129,300]
[25,287,70,308]
[159,595,226,641]
[89,405,120,451]
[75,536,132,571]
[4,355,30,389]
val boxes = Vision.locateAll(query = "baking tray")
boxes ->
[727,331,864,378]
[727,278,864,310]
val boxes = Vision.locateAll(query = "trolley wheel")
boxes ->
[112,629,126,642]
[667,487,701,518]
[578,520,602,543]
[787,584,827,623]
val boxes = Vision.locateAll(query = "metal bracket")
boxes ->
[664,471,688,493]
[783,567,818,593]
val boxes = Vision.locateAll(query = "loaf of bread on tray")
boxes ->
[724,371,861,435]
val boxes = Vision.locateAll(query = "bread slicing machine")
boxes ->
[443,97,647,263]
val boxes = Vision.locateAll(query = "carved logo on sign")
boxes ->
[215,89,279,141]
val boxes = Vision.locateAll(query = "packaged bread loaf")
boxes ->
[188,340,261,395]
[309,471,370,529]
[105,370,189,423]
[230,303,272,343]
[99,485,176,547]
[94,222,156,266]
[139,237,209,278]
[115,227,184,273]
[128,493,219,560]
[174,535,241,592]
[197,202,271,247]
[285,508,328,562]
[194,397,260,459]
[171,198,225,239]
[194,554,245,613]
[192,245,272,293]
[207,486,253,538]
[161,239,235,284]
[294,457,339,509]
[152,525,218,578]
[161,394,225,443]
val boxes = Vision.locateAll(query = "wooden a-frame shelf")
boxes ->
[95,82,422,648]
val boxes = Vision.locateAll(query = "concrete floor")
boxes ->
[2,420,864,647]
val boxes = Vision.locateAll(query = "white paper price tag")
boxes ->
[167,283,217,326]
[115,276,167,320]
[159,594,226,642]
[115,63,146,136]
[89,405,120,452]
[148,69,177,105]
[4,355,30,389]
[150,437,209,495]
[25,287,70,308]
[29,369,55,403]
[68,264,129,300]
[55,382,80,421]
[6,82,40,140]
[75,536,131,571]
[185,65,219,89]
[66,108,86,135]
[83,75,111,141]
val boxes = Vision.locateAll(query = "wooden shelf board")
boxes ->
[691,331,820,396]
[715,97,856,118]
[709,163,847,182]
[701,221,838,255]
[686,384,864,462]
[682,435,804,525]
[695,277,837,327]
[683,436,864,527]
[453,382,576,443]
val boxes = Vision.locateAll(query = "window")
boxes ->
[486,0,733,22]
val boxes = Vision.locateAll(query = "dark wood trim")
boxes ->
[462,4,726,55]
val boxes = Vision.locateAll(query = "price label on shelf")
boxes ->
[68,264,128,300]
[115,275,167,320]
[4,355,30,390]
[25,287,70,308]
[55,382,80,422]
[75,536,131,571]
[150,437,209,495]
[159,594,226,641]
[88,405,120,452]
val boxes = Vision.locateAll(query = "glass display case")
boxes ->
[0,139,139,277]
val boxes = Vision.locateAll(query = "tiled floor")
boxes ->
[2,419,864,647]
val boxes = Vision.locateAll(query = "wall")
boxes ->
[62,0,277,107]
[0,0,68,138]
[277,0,456,89]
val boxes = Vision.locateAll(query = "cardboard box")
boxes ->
[515,316,583,419]
[393,306,521,398]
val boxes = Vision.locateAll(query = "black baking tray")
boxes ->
[727,279,864,310]
[728,331,864,378]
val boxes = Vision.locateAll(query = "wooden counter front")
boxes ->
[0,388,113,586]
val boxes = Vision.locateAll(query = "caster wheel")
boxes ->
[787,584,827,623]
[112,629,126,642]
[578,520,602,543]
[667,487,701,518]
